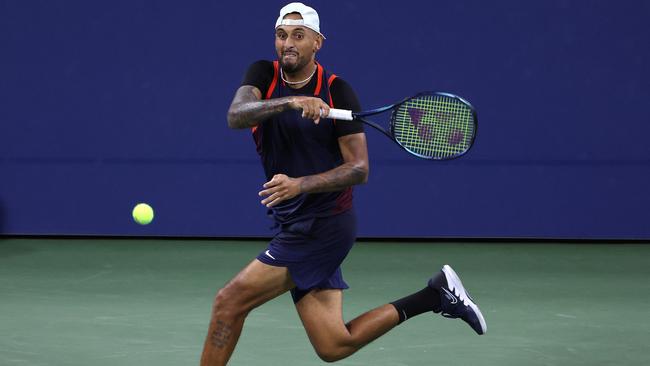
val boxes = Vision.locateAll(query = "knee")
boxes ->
[212,281,251,318]
[314,344,350,363]
[316,350,340,363]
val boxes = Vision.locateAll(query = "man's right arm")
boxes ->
[226,85,331,129]
[227,85,294,129]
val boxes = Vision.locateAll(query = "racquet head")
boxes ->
[390,92,477,160]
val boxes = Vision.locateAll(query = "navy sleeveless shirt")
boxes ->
[244,60,363,224]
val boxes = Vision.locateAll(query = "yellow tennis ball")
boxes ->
[132,203,154,225]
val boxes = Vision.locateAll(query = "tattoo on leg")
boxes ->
[210,320,233,349]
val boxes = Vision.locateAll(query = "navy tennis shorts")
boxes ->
[256,209,357,303]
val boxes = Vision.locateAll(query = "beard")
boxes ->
[280,60,298,73]
[279,52,308,74]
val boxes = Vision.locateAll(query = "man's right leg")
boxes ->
[200,259,295,366]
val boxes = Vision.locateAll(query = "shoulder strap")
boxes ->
[326,73,337,107]
[265,61,280,100]
[313,63,324,96]
[254,61,280,133]
[252,61,279,133]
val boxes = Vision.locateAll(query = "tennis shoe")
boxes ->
[428,264,487,335]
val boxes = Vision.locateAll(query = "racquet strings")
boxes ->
[392,94,475,159]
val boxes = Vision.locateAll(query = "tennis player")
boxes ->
[200,3,486,365]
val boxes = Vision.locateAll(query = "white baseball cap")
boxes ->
[275,2,326,39]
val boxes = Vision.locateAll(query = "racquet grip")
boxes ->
[326,108,354,121]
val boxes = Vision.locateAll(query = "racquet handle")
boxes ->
[325,108,354,121]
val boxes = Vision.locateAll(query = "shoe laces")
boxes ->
[452,285,471,307]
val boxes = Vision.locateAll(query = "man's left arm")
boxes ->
[258,132,369,208]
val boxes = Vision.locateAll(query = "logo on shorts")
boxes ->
[264,250,276,260]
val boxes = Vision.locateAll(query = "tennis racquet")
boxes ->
[326,92,477,160]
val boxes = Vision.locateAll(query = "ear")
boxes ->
[313,35,323,52]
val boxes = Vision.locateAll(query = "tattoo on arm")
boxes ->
[300,163,368,194]
[210,320,233,349]
[299,133,369,193]
[227,86,292,129]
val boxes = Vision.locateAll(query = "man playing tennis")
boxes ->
[200,3,486,365]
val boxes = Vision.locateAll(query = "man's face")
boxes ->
[275,13,322,73]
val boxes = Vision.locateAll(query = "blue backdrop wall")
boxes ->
[1,0,649,239]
